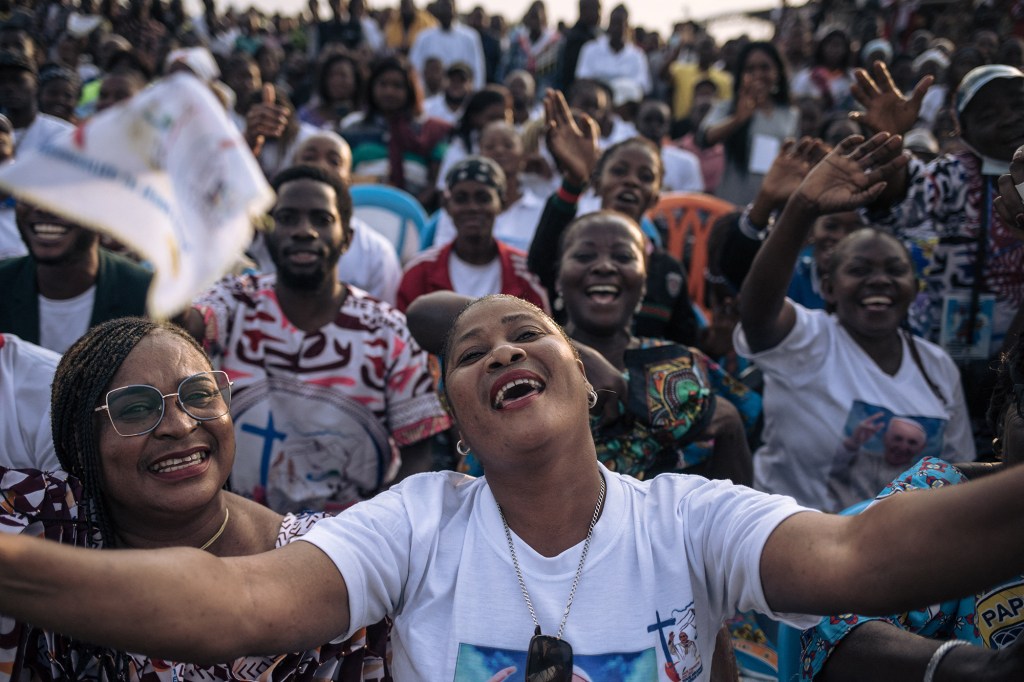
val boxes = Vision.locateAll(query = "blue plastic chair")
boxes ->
[349,185,428,265]
[775,498,874,681]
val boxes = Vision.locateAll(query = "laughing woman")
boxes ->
[736,135,974,512]
[0,317,386,681]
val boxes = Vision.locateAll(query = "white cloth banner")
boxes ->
[0,73,274,318]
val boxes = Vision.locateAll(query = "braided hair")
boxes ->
[51,317,207,548]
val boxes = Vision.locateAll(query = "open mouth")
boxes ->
[614,190,641,207]
[492,377,544,409]
[860,295,893,311]
[286,249,320,265]
[30,223,71,242]
[149,450,208,474]
[586,284,621,304]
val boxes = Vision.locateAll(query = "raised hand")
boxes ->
[543,88,600,186]
[759,136,831,208]
[245,83,289,156]
[995,145,1024,240]
[849,61,932,136]
[794,133,908,214]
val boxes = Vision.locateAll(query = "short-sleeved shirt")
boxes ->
[193,275,450,512]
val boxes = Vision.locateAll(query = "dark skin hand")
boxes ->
[245,83,290,157]
[849,61,933,137]
[994,145,1024,237]
[543,88,600,186]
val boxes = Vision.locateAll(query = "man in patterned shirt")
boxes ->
[184,165,450,513]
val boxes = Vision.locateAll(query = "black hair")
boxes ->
[38,62,81,91]
[271,164,354,229]
[725,41,790,172]
[453,85,510,152]
[364,55,423,120]
[105,48,154,81]
[590,135,664,191]
[52,317,209,548]
[315,51,363,110]
[813,28,851,70]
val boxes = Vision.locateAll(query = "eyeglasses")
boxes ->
[525,630,573,682]
[94,371,233,437]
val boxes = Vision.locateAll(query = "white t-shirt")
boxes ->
[13,113,74,156]
[422,93,463,127]
[38,286,96,354]
[0,334,60,470]
[300,467,817,680]
[447,251,503,298]
[661,144,705,193]
[735,303,975,511]
[574,36,652,95]
[408,22,487,90]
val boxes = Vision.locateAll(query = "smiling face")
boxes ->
[266,177,350,290]
[443,296,589,463]
[959,78,1024,162]
[881,417,927,466]
[557,212,646,339]
[740,47,780,94]
[96,330,234,520]
[479,122,523,177]
[822,230,916,341]
[38,77,78,122]
[446,178,501,246]
[594,142,661,221]
[16,204,98,265]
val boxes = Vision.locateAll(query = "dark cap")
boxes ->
[446,61,473,80]
[0,49,37,76]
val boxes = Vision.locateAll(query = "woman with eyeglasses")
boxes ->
[7,141,1024,679]
[0,316,387,680]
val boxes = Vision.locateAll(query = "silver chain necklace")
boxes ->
[497,474,607,640]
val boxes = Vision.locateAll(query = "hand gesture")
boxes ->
[544,88,600,186]
[842,411,887,451]
[735,75,768,122]
[794,133,908,214]
[759,137,831,207]
[995,145,1024,241]
[849,61,932,136]
[572,340,628,428]
[245,84,290,156]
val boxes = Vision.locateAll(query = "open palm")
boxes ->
[544,89,600,186]
[850,61,932,136]
[795,133,909,213]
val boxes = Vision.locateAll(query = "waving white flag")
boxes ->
[0,73,274,318]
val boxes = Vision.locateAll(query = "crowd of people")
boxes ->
[2,0,1024,678]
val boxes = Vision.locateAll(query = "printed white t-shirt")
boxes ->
[299,466,818,681]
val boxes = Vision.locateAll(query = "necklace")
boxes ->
[199,507,230,551]
[497,473,606,640]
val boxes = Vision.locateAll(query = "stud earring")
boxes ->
[456,439,471,456]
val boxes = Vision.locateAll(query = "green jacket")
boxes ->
[0,249,152,345]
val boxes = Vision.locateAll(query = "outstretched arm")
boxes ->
[817,621,1024,682]
[0,536,350,663]
[739,134,904,352]
[761,461,1024,618]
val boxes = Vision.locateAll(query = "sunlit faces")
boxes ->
[16,204,97,265]
[446,178,502,246]
[479,122,523,177]
[741,47,780,94]
[594,143,661,221]
[557,213,646,337]
[266,178,351,290]
[959,78,1024,162]
[443,297,588,456]
[371,68,409,114]
[821,230,917,340]
[96,330,234,520]
[295,134,352,183]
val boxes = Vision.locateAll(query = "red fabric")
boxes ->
[396,239,550,312]
[387,115,452,189]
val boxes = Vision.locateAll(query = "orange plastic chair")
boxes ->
[647,192,736,317]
